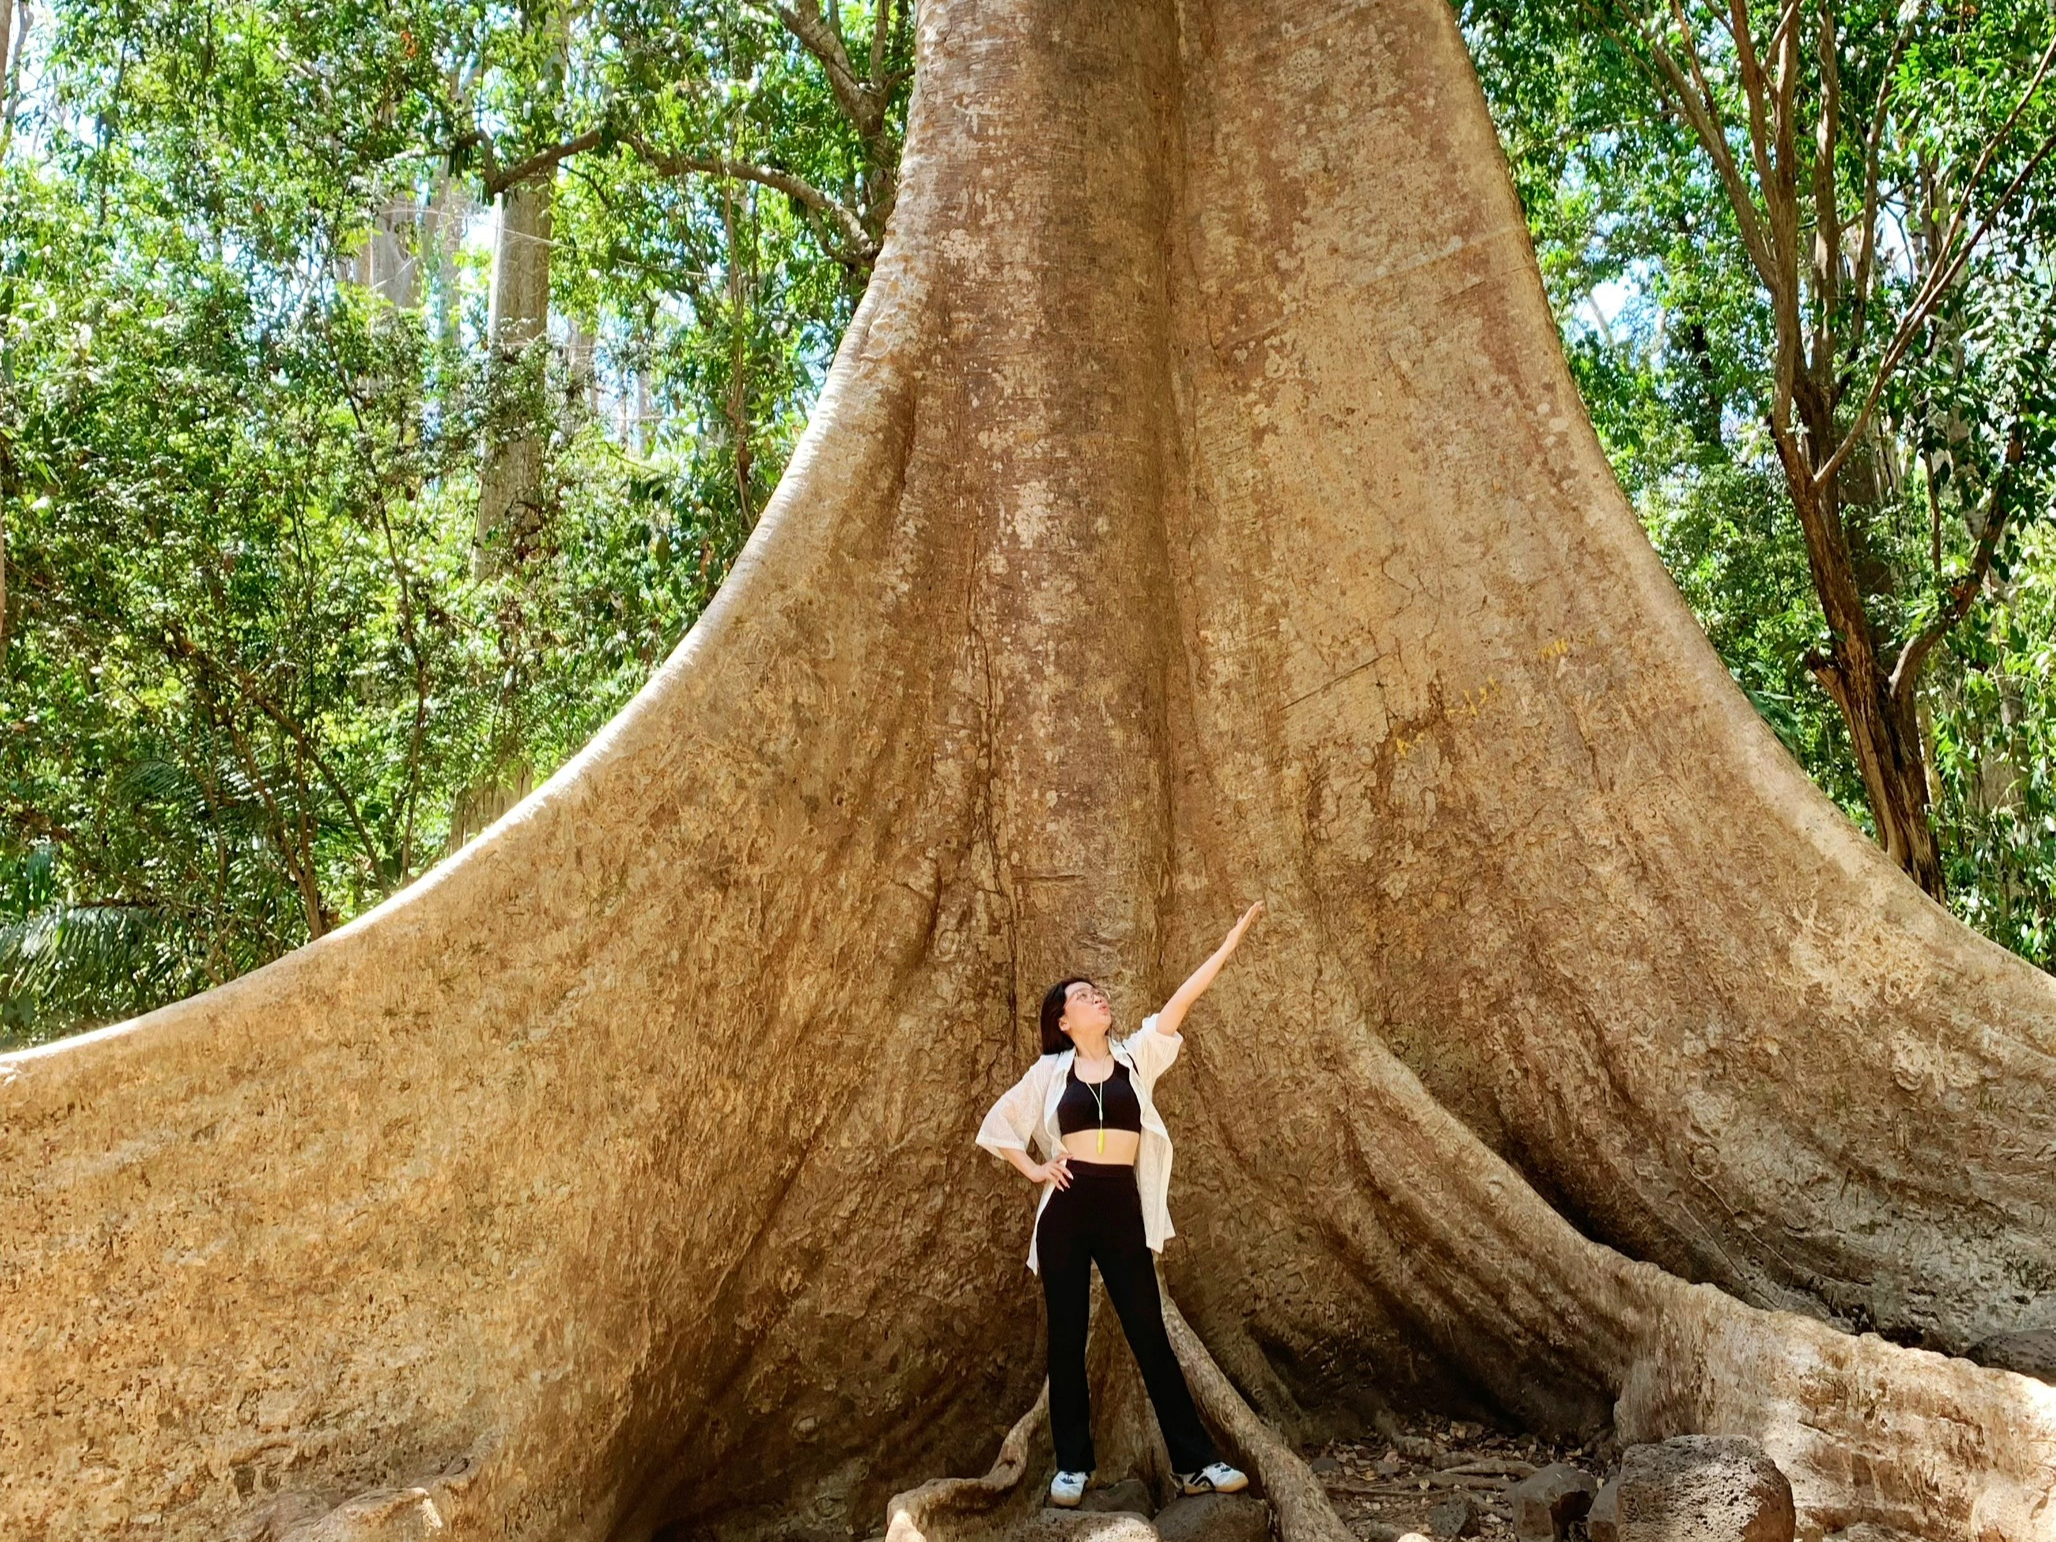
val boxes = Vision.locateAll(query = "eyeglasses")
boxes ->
[1064,984,1108,1005]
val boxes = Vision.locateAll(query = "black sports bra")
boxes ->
[1057,1059,1143,1136]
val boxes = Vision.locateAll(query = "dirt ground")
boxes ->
[1307,1415,1615,1542]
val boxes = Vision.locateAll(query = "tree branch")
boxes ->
[1846,18,1915,361]
[1591,0,1782,287]
[1763,0,1809,439]
[1818,111,2056,489]
[1725,0,1783,227]
[1945,29,2056,249]
[1890,422,2026,699]
[1809,0,1841,387]
[868,0,896,92]
[625,132,877,261]
[750,0,884,142]
[468,128,605,198]
[1769,412,1867,657]
[190,672,328,941]
[160,622,386,889]
[317,310,434,885]
[493,129,604,196]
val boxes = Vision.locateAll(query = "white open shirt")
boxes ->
[975,1013,1183,1274]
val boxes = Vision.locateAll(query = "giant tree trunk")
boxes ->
[8,3,2056,1542]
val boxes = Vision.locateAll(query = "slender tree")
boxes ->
[1556,0,2056,894]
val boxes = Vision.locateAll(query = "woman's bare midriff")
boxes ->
[1059,1129,1141,1165]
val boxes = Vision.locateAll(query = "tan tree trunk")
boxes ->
[365,192,422,311]
[0,0,22,160]
[1788,461,1949,900]
[0,0,14,140]
[1821,650,1947,896]
[8,3,2056,1542]
[475,177,554,574]
[427,172,474,355]
[721,187,756,527]
[569,321,600,416]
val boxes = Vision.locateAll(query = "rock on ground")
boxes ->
[1080,1480,1157,1517]
[1507,1463,1598,1542]
[1151,1493,1271,1542]
[1428,1493,1480,1539]
[1588,1480,1619,1542]
[1020,1511,1162,1542]
[1616,1436,1794,1542]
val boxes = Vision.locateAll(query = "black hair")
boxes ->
[1039,977,1094,1056]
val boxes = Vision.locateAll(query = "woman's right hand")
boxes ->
[1034,1154,1073,1189]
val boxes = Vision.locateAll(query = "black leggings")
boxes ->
[1036,1159,1219,1475]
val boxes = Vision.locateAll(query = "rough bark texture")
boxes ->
[476,177,554,569]
[7,2,2056,1542]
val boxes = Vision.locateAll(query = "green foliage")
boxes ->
[0,1,906,1044]
[1927,525,2056,961]
[1466,0,2056,966]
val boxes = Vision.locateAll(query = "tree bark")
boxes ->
[0,0,21,161]
[1788,466,1947,897]
[0,0,14,143]
[475,176,554,575]
[428,172,473,355]
[365,192,422,310]
[7,4,2056,1542]
[1813,642,1945,895]
[721,185,756,527]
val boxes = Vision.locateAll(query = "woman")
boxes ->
[976,900,1266,1509]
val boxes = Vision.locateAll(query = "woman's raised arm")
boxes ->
[1155,900,1264,1039]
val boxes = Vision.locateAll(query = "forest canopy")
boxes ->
[1,0,2051,1046]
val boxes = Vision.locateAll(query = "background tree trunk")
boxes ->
[721,184,757,526]
[428,172,473,355]
[0,0,14,141]
[0,0,21,160]
[1793,474,1949,894]
[365,191,422,310]
[569,321,600,416]
[475,175,554,574]
[7,2,2056,1542]
[1821,651,1946,892]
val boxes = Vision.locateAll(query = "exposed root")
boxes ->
[885,1383,1055,1542]
[227,1447,487,1542]
[1161,1289,1355,1542]
[883,1278,1362,1542]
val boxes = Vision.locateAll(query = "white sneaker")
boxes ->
[1177,1462,1249,1496]
[1049,1470,1090,1508]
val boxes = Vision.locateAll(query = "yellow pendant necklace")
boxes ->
[1085,1056,1109,1154]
